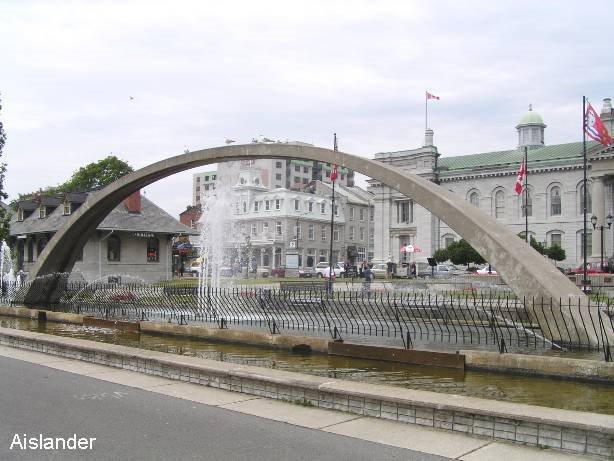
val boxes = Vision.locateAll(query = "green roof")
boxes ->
[518,110,545,126]
[438,141,597,175]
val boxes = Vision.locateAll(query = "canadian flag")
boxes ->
[515,159,526,195]
[426,91,440,100]
[585,103,613,147]
[330,164,338,182]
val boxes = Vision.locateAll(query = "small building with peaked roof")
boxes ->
[11,191,196,282]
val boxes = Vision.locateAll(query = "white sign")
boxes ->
[286,254,299,269]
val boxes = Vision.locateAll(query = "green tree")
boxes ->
[433,248,449,263]
[545,244,566,264]
[58,156,133,192]
[517,233,546,255]
[446,239,486,266]
[0,95,10,241]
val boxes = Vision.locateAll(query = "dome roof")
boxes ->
[517,104,545,126]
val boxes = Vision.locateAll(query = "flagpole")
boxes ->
[583,96,588,291]
[524,146,531,245]
[329,133,337,293]
[425,92,428,131]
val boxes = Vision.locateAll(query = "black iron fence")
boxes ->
[9,279,614,360]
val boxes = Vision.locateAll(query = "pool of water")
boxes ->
[2,315,613,415]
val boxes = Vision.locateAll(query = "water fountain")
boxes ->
[0,240,19,304]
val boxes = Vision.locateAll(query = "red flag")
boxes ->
[585,103,613,147]
[515,159,526,195]
[330,164,338,182]
[426,91,440,100]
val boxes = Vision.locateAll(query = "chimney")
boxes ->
[124,190,142,213]
[424,128,434,147]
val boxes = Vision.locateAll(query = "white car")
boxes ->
[315,262,344,278]
[476,266,498,275]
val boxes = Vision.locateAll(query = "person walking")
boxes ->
[362,264,373,297]
[410,261,417,279]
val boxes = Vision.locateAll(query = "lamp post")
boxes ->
[590,213,612,271]
[243,234,251,279]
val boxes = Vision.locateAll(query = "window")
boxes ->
[580,184,592,214]
[550,186,561,216]
[212,174,216,180]
[370,208,374,222]
[325,171,330,178]
[276,161,282,168]
[550,233,562,246]
[334,204,338,216]
[308,224,314,240]
[274,247,282,266]
[302,177,308,184]
[275,173,282,180]
[147,237,159,262]
[304,166,308,173]
[204,175,209,181]
[359,208,364,221]
[265,200,270,211]
[196,177,201,183]
[306,248,315,267]
[580,230,592,258]
[320,202,326,214]
[263,222,269,234]
[522,189,533,217]
[27,239,34,262]
[107,235,121,262]
[469,192,480,208]
[349,207,354,221]
[253,201,260,212]
[357,246,366,261]
[242,202,247,213]
[37,237,48,256]
[295,165,300,172]
[359,227,365,241]
[63,202,71,215]
[308,202,313,212]
[321,226,327,241]
[397,201,413,223]
[18,208,24,221]
[276,221,282,236]
[275,199,281,210]
[204,184,209,190]
[196,187,201,192]
[333,226,339,241]
[445,236,455,248]
[294,224,301,240]
[38,205,45,219]
[319,249,327,263]
[495,190,505,219]
[294,199,300,211]
[349,226,355,240]
[294,177,300,183]
[251,224,257,236]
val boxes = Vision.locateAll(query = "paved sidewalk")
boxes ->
[0,345,592,460]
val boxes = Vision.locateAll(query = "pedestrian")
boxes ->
[179,262,185,277]
[324,265,336,296]
[362,263,373,297]
[410,262,416,279]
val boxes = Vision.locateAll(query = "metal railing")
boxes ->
[10,279,614,361]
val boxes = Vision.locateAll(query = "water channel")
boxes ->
[2,314,613,415]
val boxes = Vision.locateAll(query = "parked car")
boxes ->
[188,261,202,276]
[567,262,605,275]
[423,264,455,278]
[298,267,316,278]
[270,266,286,278]
[315,262,344,278]
[476,266,498,275]
[370,263,388,278]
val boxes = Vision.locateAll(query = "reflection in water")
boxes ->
[2,315,613,415]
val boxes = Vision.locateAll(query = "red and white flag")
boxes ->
[330,164,338,182]
[515,159,526,195]
[426,91,440,100]
[585,103,613,147]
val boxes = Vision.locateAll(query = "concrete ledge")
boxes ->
[44,311,84,325]
[463,350,614,383]
[0,326,612,458]
[139,321,330,353]
[0,305,40,319]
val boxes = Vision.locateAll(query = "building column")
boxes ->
[260,248,265,267]
[591,175,606,261]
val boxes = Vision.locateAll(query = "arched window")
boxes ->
[495,190,505,218]
[469,191,480,208]
[580,183,592,214]
[522,189,532,217]
[107,235,121,262]
[550,186,561,216]
[147,237,159,262]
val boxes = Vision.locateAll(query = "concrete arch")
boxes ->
[24,143,607,344]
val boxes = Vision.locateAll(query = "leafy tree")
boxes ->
[0,95,9,241]
[58,156,133,192]
[517,233,546,255]
[433,248,449,263]
[545,244,566,264]
[446,239,486,266]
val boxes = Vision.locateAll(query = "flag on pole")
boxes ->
[330,164,338,182]
[585,103,613,146]
[426,91,440,100]
[515,158,526,195]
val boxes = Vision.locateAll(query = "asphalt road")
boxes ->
[0,356,450,461]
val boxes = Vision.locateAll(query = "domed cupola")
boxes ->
[516,104,547,150]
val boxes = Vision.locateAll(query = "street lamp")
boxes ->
[591,213,612,271]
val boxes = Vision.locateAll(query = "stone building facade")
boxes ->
[370,98,614,268]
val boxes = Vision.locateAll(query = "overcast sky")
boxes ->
[1,0,612,217]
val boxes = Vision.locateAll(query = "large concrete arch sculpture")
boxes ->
[25,143,609,345]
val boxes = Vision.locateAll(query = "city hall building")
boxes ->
[369,98,614,268]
